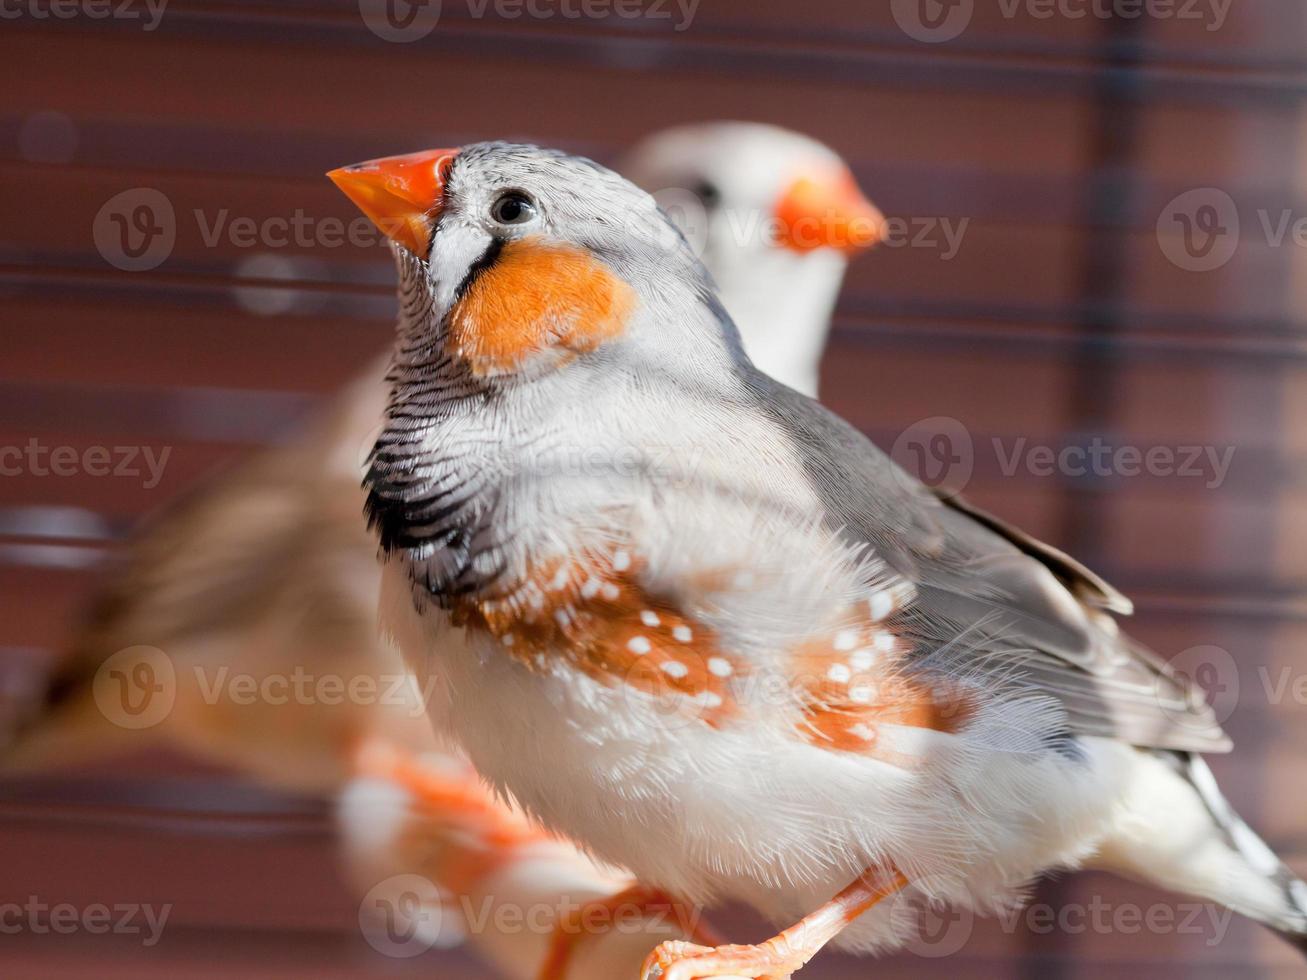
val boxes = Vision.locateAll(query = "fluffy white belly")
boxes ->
[424,620,1137,950]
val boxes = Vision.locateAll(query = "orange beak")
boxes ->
[327,147,458,257]
[774,166,884,255]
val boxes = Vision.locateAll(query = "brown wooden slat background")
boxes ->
[3,2,1307,977]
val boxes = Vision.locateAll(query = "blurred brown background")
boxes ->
[3,1,1307,977]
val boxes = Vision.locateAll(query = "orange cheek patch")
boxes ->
[790,613,976,765]
[447,237,636,377]
[451,551,739,728]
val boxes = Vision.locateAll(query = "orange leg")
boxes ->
[353,738,545,842]
[350,737,553,895]
[640,868,908,980]
[537,884,723,980]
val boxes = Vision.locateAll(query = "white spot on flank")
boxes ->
[661,661,689,679]
[850,649,876,671]
[601,582,621,601]
[827,664,852,684]
[612,550,631,572]
[628,636,652,655]
[501,633,515,647]
[554,608,571,629]
[549,567,570,591]
[849,685,875,704]
[672,625,692,643]
[703,692,723,709]
[833,630,858,652]
[708,657,732,677]
[581,577,602,599]
[848,723,877,742]
[873,631,895,653]
[868,591,895,621]
[640,610,660,628]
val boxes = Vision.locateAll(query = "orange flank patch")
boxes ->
[450,550,739,727]
[791,614,975,762]
[447,237,636,376]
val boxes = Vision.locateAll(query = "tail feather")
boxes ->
[1094,749,1307,958]
[1179,753,1307,951]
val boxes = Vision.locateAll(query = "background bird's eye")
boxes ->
[491,192,536,225]
[691,180,722,209]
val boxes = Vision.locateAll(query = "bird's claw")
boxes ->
[639,939,801,980]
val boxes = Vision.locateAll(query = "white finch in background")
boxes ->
[616,122,883,394]
[620,121,881,397]
[331,141,1307,980]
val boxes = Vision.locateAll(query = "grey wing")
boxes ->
[763,382,1232,755]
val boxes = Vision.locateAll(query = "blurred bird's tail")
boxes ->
[1094,749,1307,957]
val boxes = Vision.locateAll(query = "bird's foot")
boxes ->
[639,938,807,980]
[538,884,718,980]
[640,867,908,980]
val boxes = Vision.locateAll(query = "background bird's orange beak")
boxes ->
[774,167,884,255]
[327,147,458,257]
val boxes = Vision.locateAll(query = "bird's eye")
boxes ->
[691,180,722,209]
[491,192,536,225]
